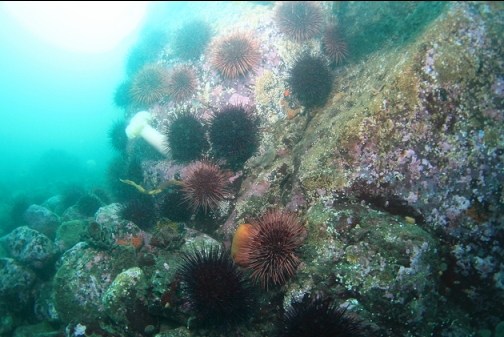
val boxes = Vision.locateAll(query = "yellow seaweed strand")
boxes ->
[119,179,184,195]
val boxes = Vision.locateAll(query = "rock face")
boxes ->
[52,242,136,324]
[22,204,60,240]
[229,2,503,335]
[0,226,59,270]
[284,204,440,336]
[0,258,37,311]
[54,220,87,252]
[102,267,158,332]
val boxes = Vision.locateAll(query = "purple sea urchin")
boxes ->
[173,20,212,61]
[113,80,132,109]
[107,119,128,154]
[211,32,261,79]
[167,65,197,103]
[177,246,255,328]
[180,160,230,213]
[130,64,170,108]
[275,1,324,42]
[208,104,260,170]
[234,209,305,290]
[323,24,348,64]
[164,109,208,163]
[277,294,365,337]
[119,194,157,231]
[287,54,332,109]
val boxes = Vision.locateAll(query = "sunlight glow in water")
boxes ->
[3,1,148,53]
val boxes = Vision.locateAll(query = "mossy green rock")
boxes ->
[102,267,148,326]
[54,220,86,251]
[53,242,136,324]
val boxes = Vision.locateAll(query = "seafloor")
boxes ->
[1,1,503,337]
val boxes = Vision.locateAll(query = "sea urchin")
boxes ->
[119,194,157,231]
[173,20,212,61]
[107,119,129,154]
[177,246,255,328]
[180,160,230,213]
[211,32,261,79]
[323,24,348,64]
[277,294,365,337]
[167,66,197,103]
[287,54,332,109]
[164,109,208,163]
[208,104,260,170]
[130,64,170,108]
[113,80,132,109]
[275,1,324,42]
[234,209,305,290]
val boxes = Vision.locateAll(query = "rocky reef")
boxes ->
[0,2,503,337]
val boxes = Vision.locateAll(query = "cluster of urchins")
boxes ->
[178,220,364,337]
[113,1,346,116]
[175,209,366,336]
[104,1,364,335]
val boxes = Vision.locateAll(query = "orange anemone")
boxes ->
[231,223,253,265]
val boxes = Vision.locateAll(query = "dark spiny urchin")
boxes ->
[126,29,169,76]
[159,185,193,222]
[76,194,104,217]
[277,294,365,337]
[323,24,348,64]
[173,20,213,61]
[90,187,112,205]
[177,246,256,329]
[167,66,197,103]
[274,1,324,42]
[180,160,230,213]
[234,209,305,290]
[211,32,261,79]
[113,80,133,109]
[107,119,129,154]
[60,184,86,210]
[130,64,170,108]
[119,194,157,231]
[208,105,260,170]
[164,109,208,163]
[287,54,332,109]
